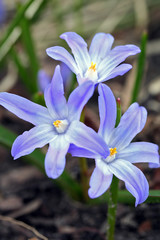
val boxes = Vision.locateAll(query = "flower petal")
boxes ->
[45,135,69,179]
[46,46,79,74]
[88,166,113,198]
[149,162,160,168]
[89,33,114,65]
[98,83,116,142]
[109,103,147,150]
[98,44,140,78]
[60,32,91,75]
[109,159,149,206]
[0,92,51,125]
[12,124,57,159]
[68,81,94,121]
[66,121,109,159]
[69,144,100,159]
[98,64,132,83]
[44,65,68,119]
[118,142,159,164]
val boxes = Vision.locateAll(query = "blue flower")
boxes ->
[0,66,109,179]
[46,32,140,85]
[69,84,159,206]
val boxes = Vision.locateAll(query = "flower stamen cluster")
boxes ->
[53,120,61,128]
[109,147,117,156]
[53,119,69,134]
[89,62,96,72]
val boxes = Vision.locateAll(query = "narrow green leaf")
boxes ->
[131,31,148,104]
[0,0,34,47]
[0,0,46,63]
[88,189,160,205]
[9,47,34,92]
[20,16,39,93]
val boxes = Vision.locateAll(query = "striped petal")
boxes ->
[44,65,68,119]
[0,92,51,125]
[12,124,56,160]
[60,32,91,75]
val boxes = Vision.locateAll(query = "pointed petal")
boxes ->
[118,142,159,164]
[98,64,132,83]
[44,65,68,119]
[45,136,69,179]
[68,81,94,121]
[109,159,149,206]
[98,84,116,142]
[67,121,109,159]
[149,161,160,168]
[46,46,79,74]
[60,32,91,75]
[88,166,113,198]
[12,124,57,159]
[0,92,51,125]
[69,144,100,159]
[89,33,114,65]
[98,44,140,78]
[109,103,147,150]
[38,69,51,92]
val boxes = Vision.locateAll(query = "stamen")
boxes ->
[85,61,98,81]
[89,62,96,72]
[110,147,117,156]
[53,119,69,134]
[53,120,61,128]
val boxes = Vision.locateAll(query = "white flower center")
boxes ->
[85,62,98,82]
[53,119,69,133]
[105,147,117,163]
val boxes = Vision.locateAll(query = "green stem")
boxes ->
[107,98,121,240]
[107,176,119,240]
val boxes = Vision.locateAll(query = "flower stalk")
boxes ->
[107,98,121,240]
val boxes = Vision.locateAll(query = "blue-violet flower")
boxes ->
[0,66,109,179]
[69,84,159,206]
[46,32,140,86]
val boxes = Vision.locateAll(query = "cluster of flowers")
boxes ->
[0,32,159,206]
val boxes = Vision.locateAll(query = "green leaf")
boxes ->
[131,31,148,104]
[9,47,34,93]
[88,189,160,205]
[0,0,46,63]
[20,16,39,93]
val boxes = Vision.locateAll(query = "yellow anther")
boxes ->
[110,147,117,156]
[89,62,96,72]
[53,120,61,128]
